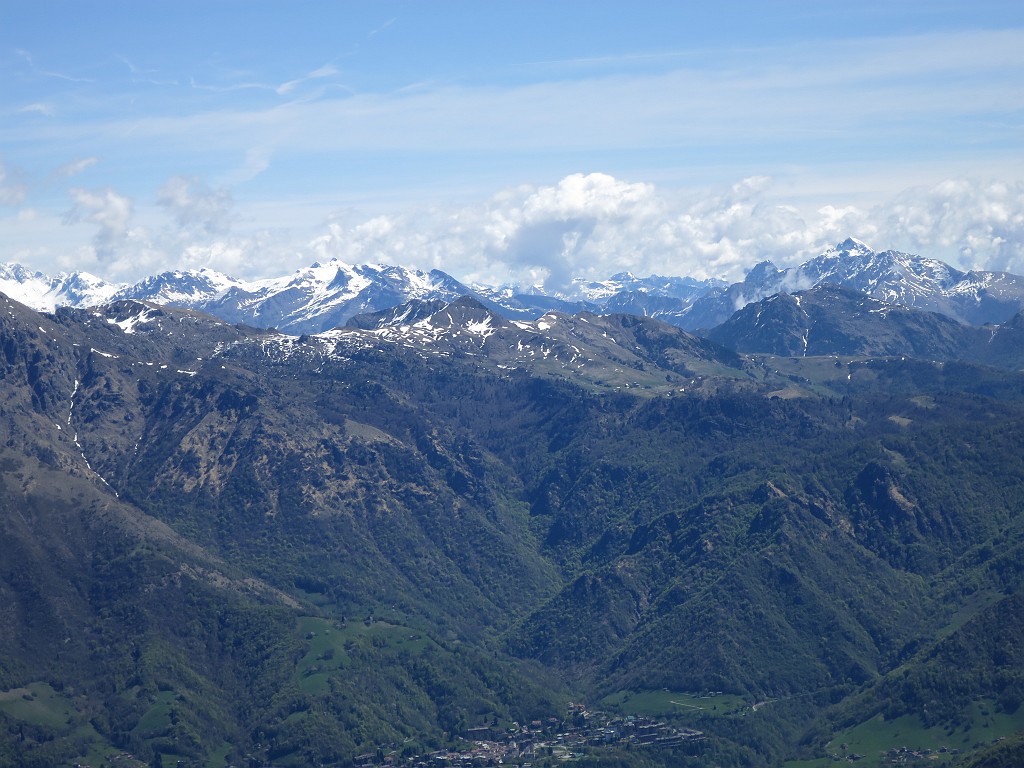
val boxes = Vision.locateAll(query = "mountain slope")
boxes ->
[0,294,569,766]
[0,264,118,311]
[6,238,1024,338]
[682,238,1024,330]
[341,296,748,393]
[702,284,1024,375]
[2,291,1024,766]
[704,284,979,359]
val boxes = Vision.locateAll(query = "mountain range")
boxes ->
[2,239,1024,767]
[6,237,1024,336]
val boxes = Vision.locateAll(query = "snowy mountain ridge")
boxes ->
[4,239,1024,334]
[0,263,120,310]
[680,238,1024,329]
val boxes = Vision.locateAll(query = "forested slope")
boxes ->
[1,294,1024,767]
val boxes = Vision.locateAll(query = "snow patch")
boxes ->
[106,307,158,334]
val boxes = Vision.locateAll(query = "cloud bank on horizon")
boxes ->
[1,1,1023,289]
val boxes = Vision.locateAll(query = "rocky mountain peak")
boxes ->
[4,238,1024,336]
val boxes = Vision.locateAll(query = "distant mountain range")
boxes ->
[687,237,1024,328]
[4,244,1024,765]
[6,238,1024,335]
[702,283,1024,368]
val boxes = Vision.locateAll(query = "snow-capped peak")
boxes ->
[831,236,874,255]
[113,268,241,306]
[5,236,1024,334]
[0,263,122,311]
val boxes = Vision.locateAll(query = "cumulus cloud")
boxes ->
[489,173,661,289]
[18,172,1024,290]
[662,178,830,278]
[308,179,622,287]
[880,179,1024,273]
[64,187,134,260]
[295,173,1024,292]
[304,173,864,290]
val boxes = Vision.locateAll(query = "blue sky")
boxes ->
[2,1,1024,288]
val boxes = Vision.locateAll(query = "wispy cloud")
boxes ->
[23,28,1017,167]
[16,49,93,83]
[276,64,341,95]
[55,157,99,178]
[219,146,273,186]
[157,175,234,235]
[4,20,1023,287]
[16,103,55,117]
[188,76,277,94]
[0,161,28,206]
[116,55,179,86]
[367,18,396,39]
[188,62,347,100]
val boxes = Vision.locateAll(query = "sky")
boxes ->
[2,1,1024,290]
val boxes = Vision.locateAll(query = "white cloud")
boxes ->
[293,173,1024,291]
[17,103,55,117]
[156,176,234,235]
[15,49,93,84]
[7,172,1024,291]
[56,157,99,178]
[302,173,843,289]
[14,28,1022,169]
[64,187,135,260]
[276,64,342,96]
[219,146,273,186]
[487,173,661,290]
[880,179,1024,273]
[188,63,347,102]
[188,76,276,95]
[0,161,28,206]
[177,240,250,275]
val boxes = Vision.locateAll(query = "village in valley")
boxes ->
[354,703,706,767]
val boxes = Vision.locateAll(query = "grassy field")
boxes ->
[132,689,177,737]
[0,681,148,767]
[785,698,1024,767]
[295,615,436,695]
[600,689,749,721]
[0,682,77,729]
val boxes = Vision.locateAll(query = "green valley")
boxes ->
[2,295,1024,766]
